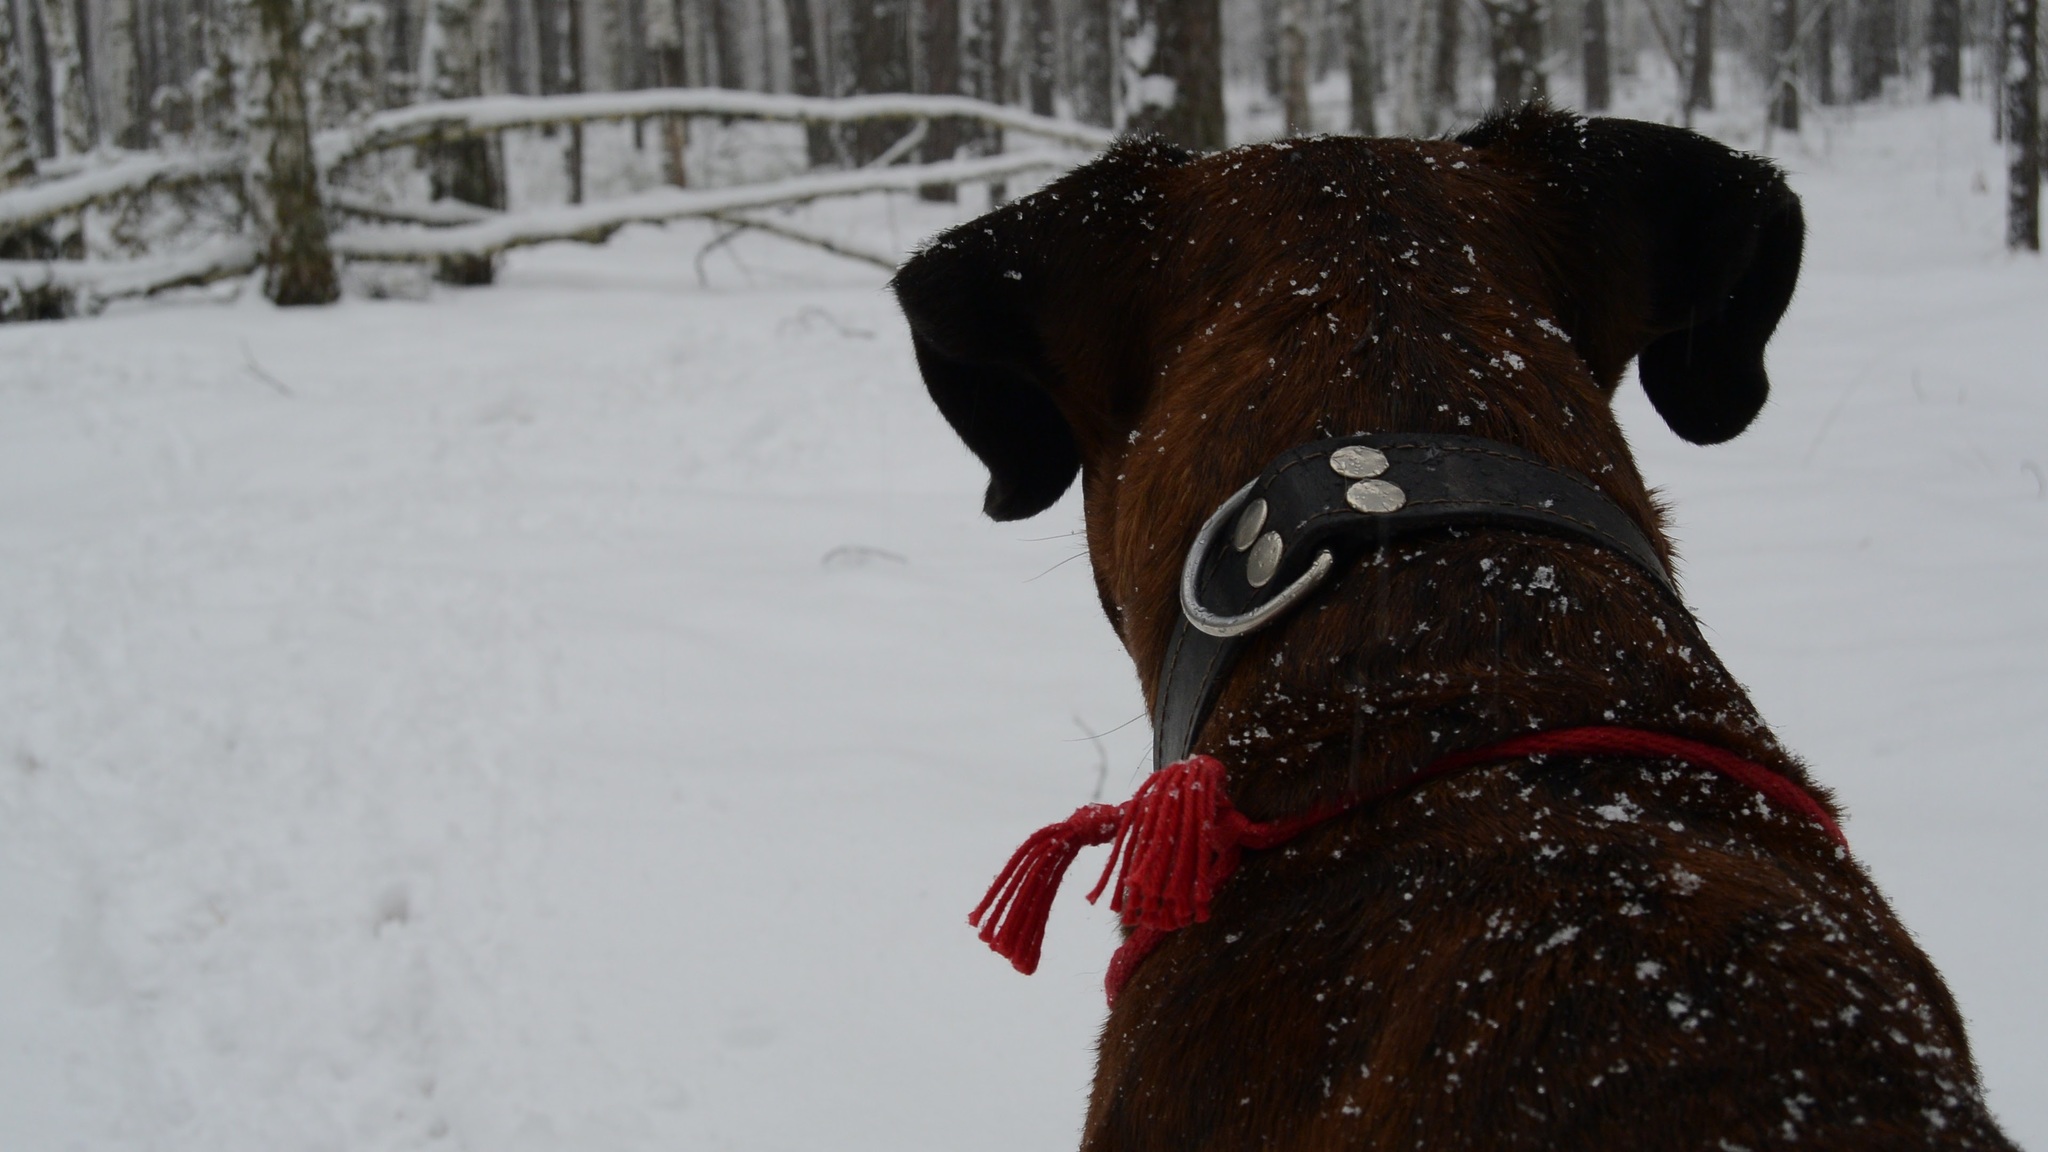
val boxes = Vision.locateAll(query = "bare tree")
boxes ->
[1123,0,1224,150]
[1431,0,1460,119]
[2006,0,2039,250]
[785,0,833,163]
[1685,0,1713,113]
[0,0,38,186]
[1486,0,1546,109]
[1066,0,1112,126]
[37,0,92,154]
[1280,0,1310,133]
[423,0,508,284]
[1025,0,1055,114]
[920,0,962,197]
[851,0,912,163]
[1770,0,1798,129]
[1851,0,1897,100]
[1583,0,1610,110]
[1929,0,1961,96]
[1346,0,1376,132]
[241,0,339,305]
[1814,0,1835,103]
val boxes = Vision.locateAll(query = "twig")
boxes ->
[240,340,294,397]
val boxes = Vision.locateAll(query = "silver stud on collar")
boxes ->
[1231,498,1268,552]
[1246,531,1284,587]
[1346,478,1407,514]
[1329,445,1390,479]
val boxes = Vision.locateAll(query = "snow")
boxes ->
[0,151,240,231]
[1,97,2044,1150]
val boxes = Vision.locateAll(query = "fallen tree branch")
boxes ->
[703,210,898,269]
[0,152,243,232]
[0,237,258,315]
[317,89,1115,173]
[329,150,1072,262]
[327,190,499,226]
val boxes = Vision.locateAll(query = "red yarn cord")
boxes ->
[967,725,1846,1004]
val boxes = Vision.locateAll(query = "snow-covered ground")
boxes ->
[1,97,2042,1150]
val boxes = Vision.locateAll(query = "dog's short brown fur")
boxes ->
[893,108,2015,1150]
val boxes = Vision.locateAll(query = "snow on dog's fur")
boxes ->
[894,106,2016,1150]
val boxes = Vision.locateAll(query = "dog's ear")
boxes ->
[892,138,1192,520]
[1460,110,1805,445]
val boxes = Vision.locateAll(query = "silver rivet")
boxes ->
[1329,445,1390,479]
[1246,531,1284,587]
[1346,479,1407,514]
[1230,498,1268,552]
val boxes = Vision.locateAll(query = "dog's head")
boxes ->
[892,107,1803,675]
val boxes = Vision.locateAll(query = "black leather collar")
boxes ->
[1152,433,1682,771]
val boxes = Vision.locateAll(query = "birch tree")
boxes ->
[1122,0,1224,149]
[422,0,507,283]
[1583,0,1610,110]
[1483,0,1545,108]
[37,0,93,154]
[1346,0,1376,132]
[1280,0,1310,134]
[2006,0,2039,250]
[1068,0,1113,126]
[240,0,340,304]
[0,0,37,186]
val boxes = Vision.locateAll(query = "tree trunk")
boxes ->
[565,0,584,202]
[2006,0,2040,250]
[1771,0,1799,129]
[243,0,339,306]
[1346,0,1375,133]
[1432,0,1461,117]
[100,0,146,147]
[1067,0,1112,126]
[1581,0,1609,110]
[850,0,911,164]
[919,0,961,198]
[647,0,689,183]
[1815,0,1835,103]
[1123,0,1224,150]
[1485,0,1545,110]
[36,0,90,154]
[785,0,832,163]
[0,0,38,185]
[971,0,1008,198]
[710,0,743,87]
[1851,0,1894,100]
[1685,0,1713,115]
[1929,0,1962,96]
[424,0,507,285]
[1281,0,1310,134]
[1025,0,1054,115]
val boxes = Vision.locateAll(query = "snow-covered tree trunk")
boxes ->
[1582,0,1610,111]
[1814,0,1835,103]
[1067,0,1112,127]
[1771,0,1799,129]
[1397,0,1442,135]
[422,0,507,284]
[240,0,340,305]
[308,0,389,128]
[1024,0,1055,116]
[2006,0,2040,250]
[1121,0,1223,150]
[1485,0,1546,109]
[918,0,961,199]
[1346,0,1376,133]
[1684,0,1713,114]
[0,0,39,187]
[850,0,910,164]
[1431,0,1461,119]
[784,0,832,164]
[1280,0,1311,134]
[37,0,92,154]
[1930,0,1962,96]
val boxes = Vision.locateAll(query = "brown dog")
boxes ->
[892,107,2014,1150]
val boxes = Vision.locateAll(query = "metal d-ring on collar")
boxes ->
[1180,480,1337,638]
[1153,434,1683,772]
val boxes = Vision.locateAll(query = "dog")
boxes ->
[892,106,2015,1150]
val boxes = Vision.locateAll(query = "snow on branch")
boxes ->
[0,238,257,315]
[0,152,243,232]
[329,150,1073,262]
[318,89,1116,171]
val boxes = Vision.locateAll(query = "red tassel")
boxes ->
[1087,755,1247,932]
[968,803,1122,974]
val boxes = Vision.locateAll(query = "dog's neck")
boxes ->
[1181,525,1788,821]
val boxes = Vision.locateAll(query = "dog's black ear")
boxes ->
[892,138,1191,520]
[1460,110,1804,445]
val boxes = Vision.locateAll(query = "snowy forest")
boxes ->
[1,2,2043,1151]
[0,0,2041,319]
